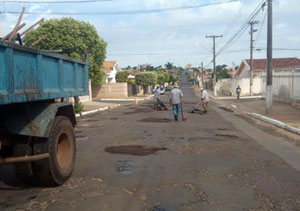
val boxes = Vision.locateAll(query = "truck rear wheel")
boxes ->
[14,142,38,186]
[35,116,76,186]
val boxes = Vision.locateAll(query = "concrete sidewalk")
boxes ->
[77,95,154,117]
[197,90,300,134]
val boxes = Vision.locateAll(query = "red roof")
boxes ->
[237,58,300,75]
[102,61,116,73]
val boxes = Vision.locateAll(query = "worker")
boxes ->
[236,85,241,101]
[169,82,183,121]
[152,86,167,110]
[153,86,161,107]
[200,88,209,113]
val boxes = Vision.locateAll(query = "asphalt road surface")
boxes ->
[1,79,300,211]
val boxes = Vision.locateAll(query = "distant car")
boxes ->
[160,88,165,95]
[165,86,172,91]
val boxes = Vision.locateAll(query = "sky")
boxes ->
[0,0,300,68]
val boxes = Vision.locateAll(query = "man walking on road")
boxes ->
[236,85,241,101]
[169,83,183,121]
[200,88,209,113]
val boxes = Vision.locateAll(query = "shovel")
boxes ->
[180,100,187,121]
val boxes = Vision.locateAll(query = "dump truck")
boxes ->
[0,40,89,186]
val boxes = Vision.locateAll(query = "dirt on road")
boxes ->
[1,83,300,211]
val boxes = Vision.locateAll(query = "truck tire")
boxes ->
[34,116,76,186]
[14,142,38,186]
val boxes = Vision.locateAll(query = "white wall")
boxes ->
[262,69,300,103]
[218,77,263,96]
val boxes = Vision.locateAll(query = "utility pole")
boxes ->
[249,21,259,96]
[201,61,204,87]
[206,35,223,96]
[266,0,273,114]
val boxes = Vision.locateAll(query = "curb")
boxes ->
[247,112,300,135]
[76,104,121,117]
[208,94,262,100]
[99,95,154,102]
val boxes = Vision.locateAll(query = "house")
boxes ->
[102,61,122,83]
[227,67,238,78]
[236,57,300,78]
[218,57,300,97]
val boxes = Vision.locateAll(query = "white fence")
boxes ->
[262,69,300,103]
[217,77,263,96]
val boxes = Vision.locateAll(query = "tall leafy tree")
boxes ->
[156,71,170,85]
[165,62,174,70]
[23,17,107,84]
[169,75,179,83]
[135,72,157,94]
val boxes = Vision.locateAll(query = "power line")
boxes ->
[216,0,267,56]
[256,47,300,51]
[108,51,211,56]
[254,9,267,47]
[1,0,112,3]
[1,0,240,15]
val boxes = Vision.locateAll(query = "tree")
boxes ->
[146,65,155,71]
[91,68,106,84]
[217,69,230,80]
[169,75,179,83]
[116,71,129,83]
[135,72,157,94]
[23,17,107,84]
[165,62,174,70]
[157,74,165,85]
[156,71,170,85]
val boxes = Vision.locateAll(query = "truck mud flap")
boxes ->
[1,102,75,138]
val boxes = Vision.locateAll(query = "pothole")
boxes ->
[167,137,217,141]
[105,145,167,156]
[138,117,172,123]
[151,204,176,211]
[110,117,119,120]
[215,134,239,138]
[217,128,229,131]
[189,109,205,114]
[123,108,152,115]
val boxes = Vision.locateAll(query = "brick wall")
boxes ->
[92,83,128,99]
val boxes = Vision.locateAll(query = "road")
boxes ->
[1,79,300,211]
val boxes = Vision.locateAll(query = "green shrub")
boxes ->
[135,72,157,87]
[92,69,106,84]
[116,71,129,83]
[74,97,84,114]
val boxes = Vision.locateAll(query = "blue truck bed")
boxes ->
[0,40,89,105]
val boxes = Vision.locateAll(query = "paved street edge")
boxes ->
[248,112,300,135]
[75,95,154,117]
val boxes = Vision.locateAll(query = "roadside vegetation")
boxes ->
[23,17,107,84]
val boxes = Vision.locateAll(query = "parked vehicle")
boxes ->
[165,86,173,91]
[0,41,89,186]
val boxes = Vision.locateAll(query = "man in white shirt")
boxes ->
[169,83,183,121]
[200,88,209,113]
